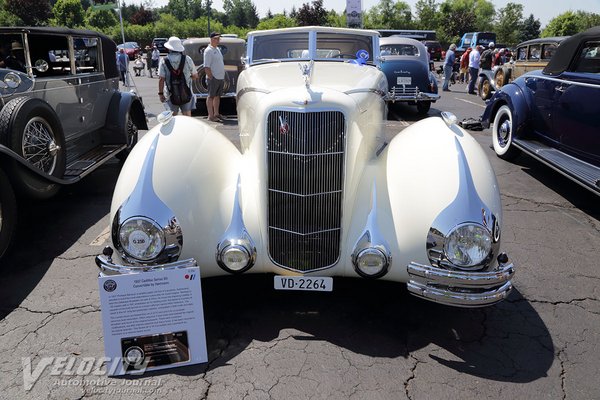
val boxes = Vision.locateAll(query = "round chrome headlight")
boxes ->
[119,217,166,261]
[444,224,492,268]
[354,248,389,278]
[218,244,251,272]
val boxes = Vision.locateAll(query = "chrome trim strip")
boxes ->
[236,87,271,101]
[268,150,345,157]
[351,183,392,278]
[526,75,600,89]
[407,280,513,307]
[96,256,197,275]
[268,188,342,197]
[270,226,341,236]
[344,88,386,97]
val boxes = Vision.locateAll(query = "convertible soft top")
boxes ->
[543,26,600,76]
[0,26,118,79]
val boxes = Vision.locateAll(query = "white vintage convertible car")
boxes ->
[96,27,515,307]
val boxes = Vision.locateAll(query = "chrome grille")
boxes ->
[391,86,418,95]
[267,111,345,272]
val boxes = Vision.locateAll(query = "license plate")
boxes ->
[397,77,412,85]
[274,276,333,292]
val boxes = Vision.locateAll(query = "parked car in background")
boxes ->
[455,31,497,59]
[151,37,167,53]
[482,26,600,195]
[493,36,568,90]
[96,26,515,308]
[0,27,148,260]
[116,41,141,60]
[423,40,442,61]
[380,36,439,114]
[182,35,246,100]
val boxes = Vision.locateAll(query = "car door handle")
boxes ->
[555,85,566,93]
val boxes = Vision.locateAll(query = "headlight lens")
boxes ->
[444,224,492,268]
[220,245,251,272]
[119,217,165,261]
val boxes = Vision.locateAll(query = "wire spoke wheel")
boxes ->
[21,116,58,175]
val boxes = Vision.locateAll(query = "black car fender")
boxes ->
[102,91,148,145]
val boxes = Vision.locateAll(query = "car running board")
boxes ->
[513,138,600,194]
[63,145,124,181]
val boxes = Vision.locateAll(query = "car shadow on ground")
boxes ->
[0,161,121,319]
[387,102,443,122]
[129,275,553,384]
[510,153,599,216]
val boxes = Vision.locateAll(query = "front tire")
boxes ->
[0,168,17,261]
[116,116,138,161]
[492,105,521,160]
[0,97,66,199]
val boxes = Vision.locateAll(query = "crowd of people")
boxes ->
[442,41,512,93]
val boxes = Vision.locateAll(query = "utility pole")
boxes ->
[207,0,212,36]
[117,0,125,44]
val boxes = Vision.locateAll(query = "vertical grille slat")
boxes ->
[267,111,346,272]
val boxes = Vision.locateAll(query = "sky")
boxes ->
[133,0,600,27]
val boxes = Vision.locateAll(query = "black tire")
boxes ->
[0,168,17,261]
[0,97,66,199]
[116,116,138,161]
[416,102,431,115]
[492,105,522,160]
[479,77,493,100]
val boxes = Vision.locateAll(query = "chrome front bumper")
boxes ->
[387,87,440,103]
[95,255,197,276]
[407,260,515,307]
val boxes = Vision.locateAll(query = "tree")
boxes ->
[6,0,51,25]
[364,0,413,29]
[257,13,296,30]
[494,2,523,46]
[85,7,118,30]
[519,14,540,42]
[222,0,259,28]
[543,11,581,37]
[414,0,439,30]
[52,0,85,28]
[295,0,328,26]
[130,6,155,25]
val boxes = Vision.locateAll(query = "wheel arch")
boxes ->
[102,92,148,145]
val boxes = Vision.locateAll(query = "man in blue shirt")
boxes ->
[442,44,456,91]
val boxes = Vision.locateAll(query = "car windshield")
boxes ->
[250,31,374,64]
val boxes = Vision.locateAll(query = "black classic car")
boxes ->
[482,26,600,195]
[379,37,439,115]
[0,27,148,260]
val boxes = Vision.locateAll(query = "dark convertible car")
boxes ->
[482,26,600,195]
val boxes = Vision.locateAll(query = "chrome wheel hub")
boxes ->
[22,117,59,174]
[498,119,511,147]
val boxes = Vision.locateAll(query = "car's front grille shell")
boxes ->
[267,111,346,272]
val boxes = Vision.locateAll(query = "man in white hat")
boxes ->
[4,41,26,72]
[158,36,198,116]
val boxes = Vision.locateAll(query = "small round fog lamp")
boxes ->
[354,248,389,278]
[220,245,251,272]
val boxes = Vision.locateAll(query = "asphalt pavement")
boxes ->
[0,64,598,399]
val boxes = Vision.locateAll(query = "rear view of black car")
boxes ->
[423,40,442,61]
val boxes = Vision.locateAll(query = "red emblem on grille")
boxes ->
[279,116,289,135]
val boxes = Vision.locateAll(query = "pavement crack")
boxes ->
[404,355,419,400]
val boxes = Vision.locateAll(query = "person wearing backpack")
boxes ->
[204,32,226,122]
[480,42,495,71]
[158,36,198,116]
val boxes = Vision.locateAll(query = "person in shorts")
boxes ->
[158,36,198,116]
[203,32,225,122]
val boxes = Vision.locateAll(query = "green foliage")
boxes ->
[520,14,541,42]
[256,13,296,30]
[6,0,51,25]
[85,7,118,30]
[52,0,85,28]
[364,0,414,29]
[0,1,22,26]
[295,0,328,27]
[543,11,582,37]
[495,2,523,46]
[223,0,259,28]
[326,9,345,27]
[414,0,439,30]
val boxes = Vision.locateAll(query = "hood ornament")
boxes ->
[299,60,314,88]
[278,115,289,135]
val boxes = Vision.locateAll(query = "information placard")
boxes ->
[98,267,207,375]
